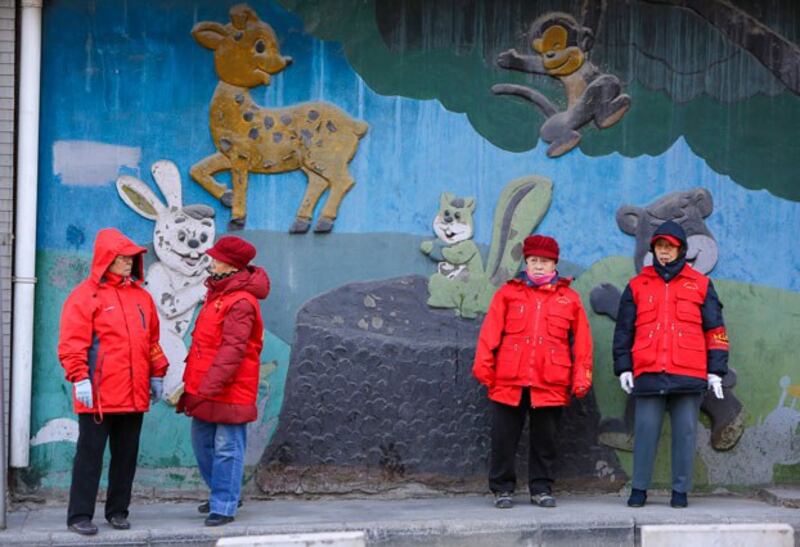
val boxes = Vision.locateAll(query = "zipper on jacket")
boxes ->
[113,287,137,408]
[528,299,543,388]
[661,282,670,372]
[136,304,146,330]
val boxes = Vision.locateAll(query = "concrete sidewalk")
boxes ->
[1,492,799,546]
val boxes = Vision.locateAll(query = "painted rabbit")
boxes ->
[116,160,216,404]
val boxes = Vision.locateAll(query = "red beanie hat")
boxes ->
[206,236,256,270]
[523,235,559,262]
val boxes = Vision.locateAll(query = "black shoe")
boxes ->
[670,490,688,508]
[198,499,243,514]
[68,520,98,535]
[627,488,647,507]
[493,491,514,509]
[107,514,130,530]
[530,493,557,508]
[204,513,235,527]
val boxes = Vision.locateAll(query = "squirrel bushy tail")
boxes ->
[485,176,553,287]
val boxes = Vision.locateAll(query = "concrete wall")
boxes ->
[22,0,800,495]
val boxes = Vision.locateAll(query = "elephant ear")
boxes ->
[616,205,643,235]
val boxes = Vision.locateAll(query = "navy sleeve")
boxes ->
[612,284,636,376]
[702,280,729,377]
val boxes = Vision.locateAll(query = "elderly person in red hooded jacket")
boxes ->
[58,228,168,535]
[473,235,593,509]
[178,235,270,527]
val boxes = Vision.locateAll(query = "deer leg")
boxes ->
[316,167,355,233]
[228,167,249,231]
[291,169,329,234]
[190,152,231,203]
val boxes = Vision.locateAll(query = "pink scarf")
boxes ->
[526,271,557,286]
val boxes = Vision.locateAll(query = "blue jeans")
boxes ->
[632,393,702,493]
[191,418,247,517]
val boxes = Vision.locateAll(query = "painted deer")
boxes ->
[191,4,369,233]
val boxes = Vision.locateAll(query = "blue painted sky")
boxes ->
[36,0,800,292]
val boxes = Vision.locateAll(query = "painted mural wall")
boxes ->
[26,0,800,495]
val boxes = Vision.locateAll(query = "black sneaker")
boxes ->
[627,488,647,507]
[204,513,235,527]
[530,493,556,508]
[670,490,688,508]
[68,520,98,535]
[198,499,243,513]
[107,514,130,530]
[494,491,514,509]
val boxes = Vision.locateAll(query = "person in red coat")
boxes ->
[179,235,269,527]
[58,228,168,535]
[613,220,728,509]
[473,235,593,509]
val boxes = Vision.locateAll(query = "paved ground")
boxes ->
[1,491,799,546]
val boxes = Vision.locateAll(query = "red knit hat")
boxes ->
[206,236,256,270]
[523,235,559,262]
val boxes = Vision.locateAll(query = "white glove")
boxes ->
[619,372,634,394]
[708,373,724,399]
[74,379,93,408]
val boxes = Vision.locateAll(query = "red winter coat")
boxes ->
[180,266,269,424]
[58,228,168,416]
[628,265,716,380]
[472,277,593,407]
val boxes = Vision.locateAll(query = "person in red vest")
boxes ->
[58,228,168,535]
[473,235,593,509]
[613,220,728,509]
[179,235,269,526]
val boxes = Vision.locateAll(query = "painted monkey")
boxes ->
[492,12,630,158]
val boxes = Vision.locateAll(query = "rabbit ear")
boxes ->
[116,175,166,220]
[150,160,182,209]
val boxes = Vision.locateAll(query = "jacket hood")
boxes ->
[651,220,687,249]
[207,265,270,300]
[90,228,147,284]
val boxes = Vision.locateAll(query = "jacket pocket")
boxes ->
[635,297,658,327]
[504,301,527,334]
[632,333,656,366]
[495,340,522,379]
[544,348,571,386]
[675,299,702,324]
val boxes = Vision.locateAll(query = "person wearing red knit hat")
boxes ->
[473,234,593,509]
[179,235,270,526]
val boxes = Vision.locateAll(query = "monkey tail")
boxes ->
[491,83,558,118]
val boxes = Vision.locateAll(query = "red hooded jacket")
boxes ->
[473,277,593,407]
[180,266,270,424]
[57,228,168,416]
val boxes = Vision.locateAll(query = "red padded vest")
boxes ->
[184,290,263,405]
[629,265,709,380]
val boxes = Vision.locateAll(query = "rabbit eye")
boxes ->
[200,233,208,243]
[455,212,461,220]
[177,231,186,242]
[255,40,266,53]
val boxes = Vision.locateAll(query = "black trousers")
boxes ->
[489,389,562,495]
[67,413,144,525]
